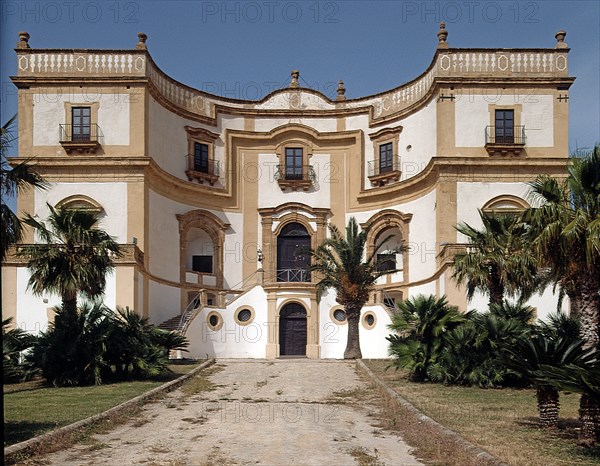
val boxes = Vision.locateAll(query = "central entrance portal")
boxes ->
[279,303,307,356]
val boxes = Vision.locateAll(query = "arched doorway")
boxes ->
[279,303,307,356]
[277,222,311,282]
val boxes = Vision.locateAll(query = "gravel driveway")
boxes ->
[29,360,422,466]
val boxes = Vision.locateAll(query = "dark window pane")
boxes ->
[72,107,91,142]
[194,142,209,173]
[192,255,213,273]
[379,143,393,173]
[285,148,303,180]
[377,253,396,272]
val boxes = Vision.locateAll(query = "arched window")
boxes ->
[277,222,311,282]
[482,195,529,215]
[55,195,104,215]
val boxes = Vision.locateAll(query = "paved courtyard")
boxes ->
[30,360,422,466]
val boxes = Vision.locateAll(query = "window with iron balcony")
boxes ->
[59,106,103,154]
[274,147,315,191]
[367,126,402,187]
[185,126,220,186]
[485,109,526,156]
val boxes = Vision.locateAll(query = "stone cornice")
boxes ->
[12,45,573,128]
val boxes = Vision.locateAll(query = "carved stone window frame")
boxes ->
[185,126,220,186]
[362,209,412,286]
[274,139,314,191]
[485,104,525,156]
[368,126,402,187]
[61,102,101,154]
[55,194,104,215]
[482,194,530,215]
[259,203,330,287]
[177,209,230,290]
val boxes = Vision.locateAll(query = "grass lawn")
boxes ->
[3,359,202,447]
[364,360,600,466]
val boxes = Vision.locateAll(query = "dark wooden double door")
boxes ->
[279,303,307,356]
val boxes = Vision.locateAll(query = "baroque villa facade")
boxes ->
[2,25,574,358]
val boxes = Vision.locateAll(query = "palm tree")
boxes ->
[452,210,539,307]
[311,217,402,359]
[388,295,465,381]
[1,114,47,260]
[534,362,600,445]
[524,144,600,445]
[524,145,600,350]
[18,205,121,314]
[501,334,588,428]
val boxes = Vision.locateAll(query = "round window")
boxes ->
[333,309,347,322]
[238,309,252,322]
[209,314,219,327]
[365,314,375,326]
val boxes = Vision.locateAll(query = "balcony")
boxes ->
[59,124,102,154]
[274,165,315,191]
[368,156,401,187]
[186,158,220,186]
[276,268,311,283]
[485,126,526,156]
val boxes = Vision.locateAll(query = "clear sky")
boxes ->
[1,0,599,153]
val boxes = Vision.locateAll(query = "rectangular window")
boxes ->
[376,253,396,272]
[194,142,209,173]
[379,143,393,173]
[495,110,514,144]
[72,107,91,142]
[192,255,213,273]
[285,148,303,180]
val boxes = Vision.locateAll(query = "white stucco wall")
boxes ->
[456,182,530,242]
[397,100,437,180]
[33,92,130,146]
[147,188,244,291]
[35,182,128,243]
[14,267,117,334]
[257,153,331,208]
[455,94,554,147]
[186,285,268,358]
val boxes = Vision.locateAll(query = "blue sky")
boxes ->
[1,0,599,152]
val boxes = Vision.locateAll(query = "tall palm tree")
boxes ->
[452,210,540,307]
[524,145,600,446]
[524,146,600,350]
[388,294,465,381]
[1,114,47,260]
[311,217,402,359]
[18,205,121,314]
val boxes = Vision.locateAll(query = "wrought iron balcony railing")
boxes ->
[186,157,221,185]
[59,124,102,143]
[367,155,401,177]
[276,268,311,283]
[484,126,526,156]
[58,124,103,154]
[485,126,526,145]
[274,165,315,191]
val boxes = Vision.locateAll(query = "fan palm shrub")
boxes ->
[387,295,466,381]
[2,317,36,383]
[501,333,588,428]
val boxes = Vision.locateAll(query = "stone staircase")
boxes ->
[158,315,182,332]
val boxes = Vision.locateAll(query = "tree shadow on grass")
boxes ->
[515,416,600,460]
[4,420,58,447]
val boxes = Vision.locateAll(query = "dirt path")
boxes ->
[28,360,422,466]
